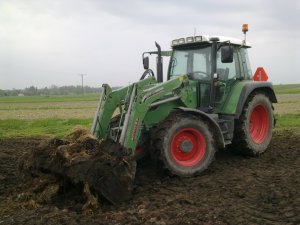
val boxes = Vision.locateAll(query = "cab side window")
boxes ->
[216,47,240,80]
[214,46,241,106]
[240,48,252,80]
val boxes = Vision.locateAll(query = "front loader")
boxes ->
[91,24,277,177]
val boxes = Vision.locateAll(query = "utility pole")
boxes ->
[78,74,87,95]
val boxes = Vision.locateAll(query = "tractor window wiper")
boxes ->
[170,57,177,75]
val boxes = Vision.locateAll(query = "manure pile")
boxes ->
[18,128,136,212]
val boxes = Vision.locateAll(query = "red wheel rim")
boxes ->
[249,104,269,144]
[170,128,206,167]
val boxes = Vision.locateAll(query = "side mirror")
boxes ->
[221,46,234,63]
[143,56,149,70]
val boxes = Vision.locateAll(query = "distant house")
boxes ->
[18,93,24,97]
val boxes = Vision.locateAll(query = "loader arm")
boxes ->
[93,77,157,140]
[93,75,198,155]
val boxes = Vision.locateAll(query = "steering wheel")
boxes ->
[140,69,154,80]
[187,71,208,80]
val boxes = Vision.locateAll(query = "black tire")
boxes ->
[151,113,216,177]
[231,93,274,156]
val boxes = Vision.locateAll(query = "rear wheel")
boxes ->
[152,113,216,177]
[232,93,274,156]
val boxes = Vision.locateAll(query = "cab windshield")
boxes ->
[169,46,211,80]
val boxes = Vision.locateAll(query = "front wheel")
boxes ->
[232,93,274,156]
[153,113,216,177]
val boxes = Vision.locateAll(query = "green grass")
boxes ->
[0,106,95,111]
[0,114,299,139]
[273,84,300,94]
[0,118,92,139]
[275,114,300,129]
[0,94,99,103]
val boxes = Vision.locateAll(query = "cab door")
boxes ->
[214,46,241,109]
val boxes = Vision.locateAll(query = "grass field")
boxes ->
[0,94,99,103]
[0,94,99,138]
[0,101,97,120]
[0,119,91,138]
[0,84,299,138]
[273,84,300,94]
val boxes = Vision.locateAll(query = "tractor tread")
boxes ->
[231,92,274,156]
[151,111,216,177]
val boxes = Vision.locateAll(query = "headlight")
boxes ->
[194,36,202,42]
[171,39,179,46]
[178,38,185,44]
[186,37,194,43]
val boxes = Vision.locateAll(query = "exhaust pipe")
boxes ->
[155,42,163,83]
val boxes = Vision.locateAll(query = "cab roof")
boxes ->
[171,35,251,48]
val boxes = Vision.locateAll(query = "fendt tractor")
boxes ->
[91,24,277,177]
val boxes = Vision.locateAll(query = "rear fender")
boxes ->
[175,107,225,149]
[235,82,277,119]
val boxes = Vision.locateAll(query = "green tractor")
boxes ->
[91,26,277,177]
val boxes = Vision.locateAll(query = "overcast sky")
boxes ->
[0,0,299,89]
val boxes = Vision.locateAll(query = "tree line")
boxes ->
[0,85,103,96]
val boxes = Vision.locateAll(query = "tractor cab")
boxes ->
[168,35,252,112]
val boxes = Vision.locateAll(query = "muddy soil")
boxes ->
[0,129,299,225]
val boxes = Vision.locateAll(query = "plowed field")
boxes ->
[0,129,299,225]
